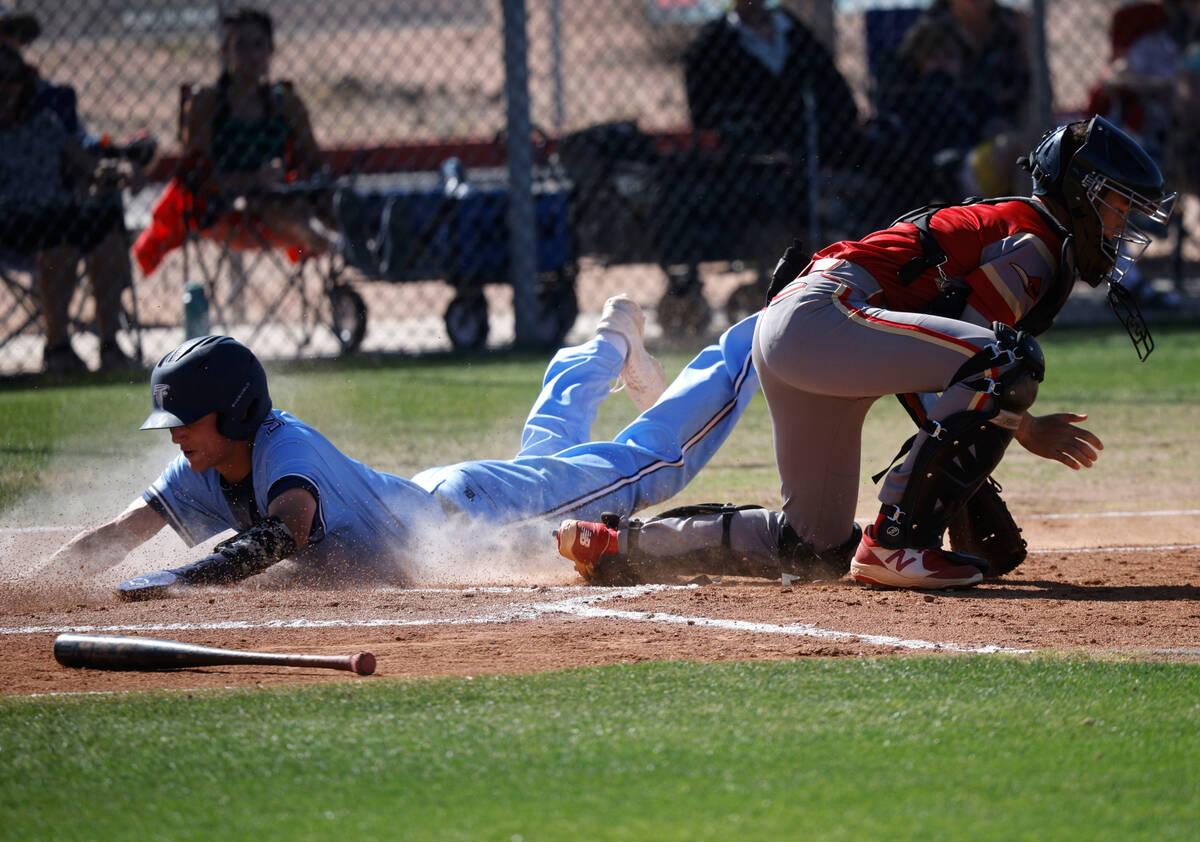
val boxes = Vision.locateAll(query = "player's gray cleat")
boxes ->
[597,294,667,413]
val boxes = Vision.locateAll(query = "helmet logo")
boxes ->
[152,383,171,409]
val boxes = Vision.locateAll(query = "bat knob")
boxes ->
[349,651,376,676]
[117,570,191,601]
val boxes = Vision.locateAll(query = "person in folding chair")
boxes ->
[0,43,138,373]
[133,6,336,283]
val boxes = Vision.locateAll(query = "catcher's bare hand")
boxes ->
[1015,412,1103,469]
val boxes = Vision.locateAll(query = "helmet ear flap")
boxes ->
[216,380,271,440]
[1029,123,1081,206]
[1034,128,1063,185]
[215,400,257,440]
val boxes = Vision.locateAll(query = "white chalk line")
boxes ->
[4,508,1200,536]
[1030,542,1200,554]
[0,584,1030,655]
[1034,509,1200,520]
[4,538,1196,656]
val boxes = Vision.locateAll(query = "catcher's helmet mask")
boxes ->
[1026,115,1175,289]
[140,335,272,441]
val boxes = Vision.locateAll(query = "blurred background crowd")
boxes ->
[2,0,1199,376]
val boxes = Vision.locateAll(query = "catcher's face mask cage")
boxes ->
[1030,115,1174,289]
[1083,171,1176,289]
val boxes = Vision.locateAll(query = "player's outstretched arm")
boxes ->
[116,488,317,600]
[39,499,166,579]
[266,486,318,547]
[1015,412,1104,469]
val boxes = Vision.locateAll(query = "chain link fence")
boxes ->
[2,0,1196,375]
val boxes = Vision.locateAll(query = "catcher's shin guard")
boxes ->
[622,503,803,582]
[882,324,1043,549]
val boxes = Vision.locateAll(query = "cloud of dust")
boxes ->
[0,435,209,606]
[399,518,577,588]
[0,430,580,611]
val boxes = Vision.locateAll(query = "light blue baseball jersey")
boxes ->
[143,409,447,582]
[145,314,760,579]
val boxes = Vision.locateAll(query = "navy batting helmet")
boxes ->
[140,335,272,440]
[1027,115,1174,288]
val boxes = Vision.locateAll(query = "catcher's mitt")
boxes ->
[947,477,1027,578]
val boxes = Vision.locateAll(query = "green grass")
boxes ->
[1,658,1197,841]
[2,329,1198,839]
[8,323,1196,519]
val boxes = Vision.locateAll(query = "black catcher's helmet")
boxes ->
[140,335,272,440]
[1027,115,1174,288]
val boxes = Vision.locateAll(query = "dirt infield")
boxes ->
[2,514,1198,697]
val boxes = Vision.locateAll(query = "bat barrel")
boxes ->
[53,634,375,675]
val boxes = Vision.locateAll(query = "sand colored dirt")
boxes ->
[2,514,1198,697]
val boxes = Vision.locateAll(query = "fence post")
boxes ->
[550,0,565,132]
[1031,0,1053,131]
[501,0,539,348]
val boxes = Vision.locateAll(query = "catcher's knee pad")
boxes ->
[949,322,1043,426]
[884,324,1044,548]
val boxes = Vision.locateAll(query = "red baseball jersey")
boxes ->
[810,200,1067,327]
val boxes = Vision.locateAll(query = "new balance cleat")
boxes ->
[555,519,620,582]
[597,294,667,413]
[850,526,986,589]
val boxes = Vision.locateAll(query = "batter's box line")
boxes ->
[1029,542,1200,554]
[1,585,1033,655]
[0,584,675,636]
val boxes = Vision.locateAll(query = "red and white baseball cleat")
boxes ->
[850,526,985,589]
[555,519,619,582]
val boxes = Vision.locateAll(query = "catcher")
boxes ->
[558,116,1174,590]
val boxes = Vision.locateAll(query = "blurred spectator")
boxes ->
[684,0,860,164]
[0,44,136,373]
[1165,0,1200,187]
[893,0,1034,198]
[1086,3,1177,165]
[192,8,334,245]
[1086,2,1182,307]
[682,0,930,232]
[1173,43,1200,192]
[1164,0,1200,50]
[134,7,336,276]
[0,4,153,161]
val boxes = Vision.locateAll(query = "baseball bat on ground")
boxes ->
[53,633,376,675]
